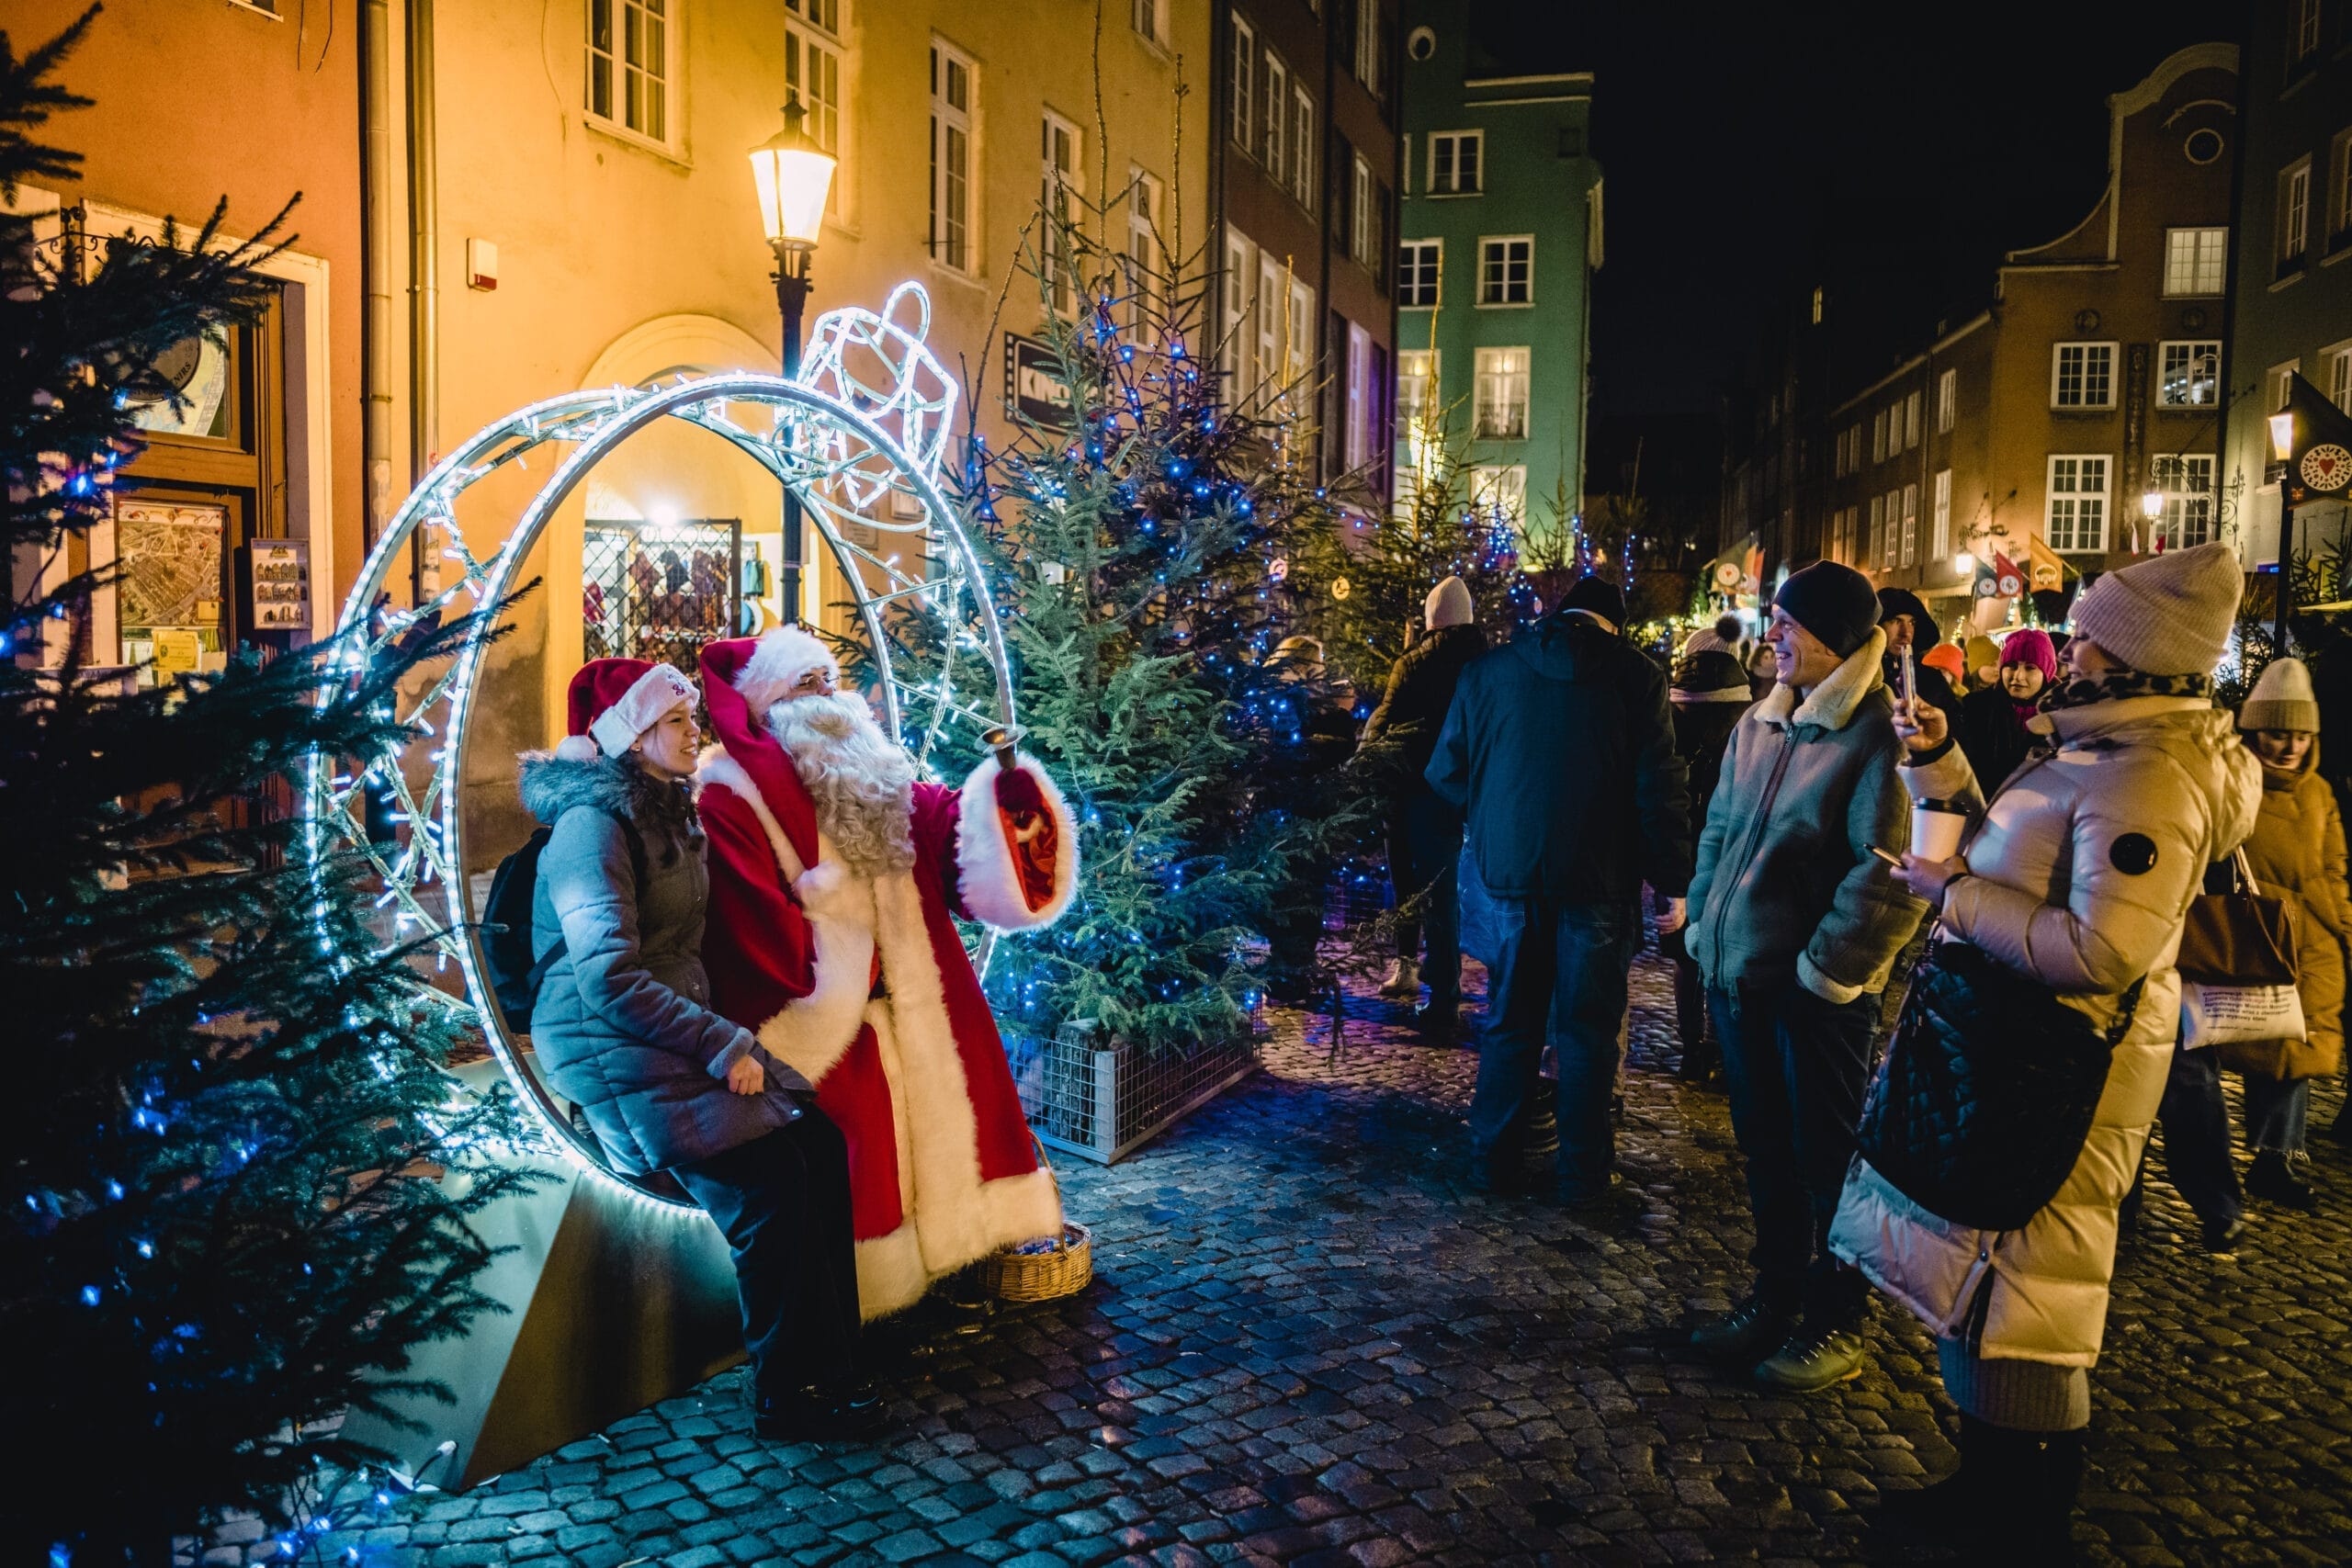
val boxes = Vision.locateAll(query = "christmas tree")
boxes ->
[1,16,535,1561]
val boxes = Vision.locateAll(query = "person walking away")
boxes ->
[1259,637,1362,1003]
[1427,575,1691,1206]
[1666,644,1753,1083]
[1838,542,2260,1558]
[1686,560,1927,1393]
[2222,657,2345,1211]
[522,659,870,1441]
[1361,577,1488,1032]
[1877,588,1962,728]
[1954,627,2057,793]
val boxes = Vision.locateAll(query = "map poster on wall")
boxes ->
[116,499,225,635]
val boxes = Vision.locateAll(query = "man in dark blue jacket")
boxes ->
[1427,576,1692,1203]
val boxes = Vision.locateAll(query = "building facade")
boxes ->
[1391,1,1599,530]
[1214,0,1402,497]
[2222,0,2352,575]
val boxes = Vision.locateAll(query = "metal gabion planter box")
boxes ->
[1006,1020,1261,1165]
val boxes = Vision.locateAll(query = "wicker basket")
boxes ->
[979,1140,1094,1303]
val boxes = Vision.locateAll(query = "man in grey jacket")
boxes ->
[1686,560,1926,1393]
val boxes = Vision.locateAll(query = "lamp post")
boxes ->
[2271,410,2299,649]
[2140,483,2165,550]
[748,94,836,625]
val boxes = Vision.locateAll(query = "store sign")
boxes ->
[1003,333,1073,426]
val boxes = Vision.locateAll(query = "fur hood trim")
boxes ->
[518,750,700,847]
[1756,626,1887,733]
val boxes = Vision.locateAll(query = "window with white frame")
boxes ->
[1871,409,1887,464]
[1351,155,1374,266]
[2281,159,2312,268]
[1477,236,1531,305]
[2051,342,2116,409]
[1291,85,1316,208]
[2046,455,2109,553]
[1397,240,1440,307]
[1125,167,1164,326]
[1230,15,1254,152]
[2335,130,2352,246]
[1932,468,1952,558]
[1256,254,1283,398]
[1937,367,1956,433]
[1470,464,1527,524]
[1221,230,1250,394]
[1041,111,1082,315]
[2330,344,2352,412]
[1397,348,1436,438]
[586,0,672,145]
[1904,390,1922,450]
[2162,226,2229,296]
[1264,53,1286,174]
[1868,493,1883,564]
[1285,280,1315,389]
[929,43,973,271]
[1131,0,1167,46]
[1352,0,1380,93]
[1901,481,1918,568]
[2151,453,2215,548]
[1846,424,1862,473]
[1883,489,1900,570]
[2271,358,2301,414]
[2156,340,2220,408]
[1429,130,1482,196]
[2295,0,2324,62]
[1473,347,1529,441]
[1345,321,1372,470]
[1832,428,1847,478]
[786,0,843,210]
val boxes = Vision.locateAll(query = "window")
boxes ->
[2046,455,2109,553]
[2330,344,2352,412]
[1868,493,1884,565]
[786,0,843,210]
[1397,240,1441,307]
[1397,349,1437,438]
[1883,490,1900,570]
[1345,321,1372,470]
[1230,15,1254,152]
[2281,159,2312,272]
[2335,130,2352,247]
[2051,342,2116,409]
[1937,368,1956,433]
[585,0,671,145]
[1901,481,1919,568]
[1291,86,1317,207]
[1352,0,1381,94]
[1285,280,1316,390]
[1350,154,1374,266]
[1473,347,1529,441]
[2271,358,2301,415]
[2157,340,2220,408]
[1125,167,1164,325]
[1041,111,1082,315]
[2294,0,2324,64]
[1220,230,1250,393]
[2151,454,2214,548]
[1131,0,1166,46]
[2162,226,2228,296]
[1470,464,1527,524]
[1477,236,1532,305]
[1904,390,1922,450]
[1932,468,1952,559]
[1262,54,1288,174]
[928,44,973,271]
[1430,131,1483,196]
[1871,409,1888,464]
[1255,255,1284,399]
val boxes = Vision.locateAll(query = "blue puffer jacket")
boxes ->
[520,750,802,1174]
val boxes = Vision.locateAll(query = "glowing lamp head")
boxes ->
[2270,411,2298,462]
[750,95,835,251]
[2141,490,2164,520]
[1953,551,1975,574]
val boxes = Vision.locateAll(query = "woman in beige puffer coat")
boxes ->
[1829,543,2261,1561]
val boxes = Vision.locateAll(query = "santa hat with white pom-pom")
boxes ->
[732,624,842,717]
[553,658,700,762]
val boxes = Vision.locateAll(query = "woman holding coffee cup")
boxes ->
[1828,543,2261,1555]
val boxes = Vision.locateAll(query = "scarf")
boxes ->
[2042,668,2213,712]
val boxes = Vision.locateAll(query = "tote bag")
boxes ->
[2177,848,2304,1049]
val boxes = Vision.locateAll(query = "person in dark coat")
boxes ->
[1362,576,1488,1032]
[1877,588,1962,728]
[1952,627,2056,794]
[1665,647,1753,1082]
[522,658,869,1442]
[1427,575,1692,1205]
[1261,637,1362,1003]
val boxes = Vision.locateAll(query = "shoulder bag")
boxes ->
[2177,847,2303,1048]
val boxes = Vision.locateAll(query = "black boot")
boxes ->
[1875,1414,2001,1539]
[2015,1427,2084,1563]
[2245,1149,2317,1211]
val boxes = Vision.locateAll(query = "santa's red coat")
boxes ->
[694,637,1077,1319]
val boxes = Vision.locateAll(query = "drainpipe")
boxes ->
[361,0,396,558]
[406,0,438,601]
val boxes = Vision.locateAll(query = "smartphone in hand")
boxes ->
[1867,845,1905,869]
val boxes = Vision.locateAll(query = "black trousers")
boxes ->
[1388,793,1464,1003]
[671,1110,860,1398]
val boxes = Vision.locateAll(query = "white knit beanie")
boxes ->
[1424,575,1475,629]
[2067,541,2243,677]
[2241,656,2320,733]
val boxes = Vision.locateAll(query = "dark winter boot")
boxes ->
[2015,1427,2085,1563]
[2245,1149,2318,1211]
[1874,1416,2020,1546]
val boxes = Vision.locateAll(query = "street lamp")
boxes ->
[749,94,836,624]
[2269,408,2299,649]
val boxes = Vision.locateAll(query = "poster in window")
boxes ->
[125,331,231,439]
[244,539,310,632]
[115,498,226,652]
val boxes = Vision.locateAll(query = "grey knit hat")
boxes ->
[2067,541,2243,677]
[2240,656,2319,733]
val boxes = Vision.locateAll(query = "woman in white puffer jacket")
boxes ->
[1830,543,2261,1561]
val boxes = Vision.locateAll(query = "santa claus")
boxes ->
[695,626,1079,1318]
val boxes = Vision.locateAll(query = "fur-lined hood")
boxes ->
[517,750,700,853]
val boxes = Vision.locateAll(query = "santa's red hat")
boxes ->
[732,625,842,716]
[553,658,699,762]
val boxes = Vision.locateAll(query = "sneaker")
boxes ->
[1753,1322,1868,1393]
[2245,1150,2317,1211]
[2200,1212,2247,1254]
[1690,1295,1793,1363]
[1378,958,1421,998]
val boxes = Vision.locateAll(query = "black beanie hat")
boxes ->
[1875,586,1939,647]
[1560,574,1627,628]
[1774,560,1879,659]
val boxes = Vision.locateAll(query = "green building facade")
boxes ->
[1394,6,1600,538]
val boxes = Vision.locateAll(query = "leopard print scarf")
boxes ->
[2041,668,2212,712]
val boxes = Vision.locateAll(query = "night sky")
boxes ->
[1472,1,2249,423]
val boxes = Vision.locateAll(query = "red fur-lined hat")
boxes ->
[732,625,841,716]
[553,658,699,762]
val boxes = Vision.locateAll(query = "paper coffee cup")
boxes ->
[1911,800,1968,862]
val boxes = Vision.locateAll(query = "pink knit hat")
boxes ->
[1999,627,2058,684]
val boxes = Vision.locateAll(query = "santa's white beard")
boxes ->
[764,691,918,879]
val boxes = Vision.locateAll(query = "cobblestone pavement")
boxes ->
[351,944,2352,1567]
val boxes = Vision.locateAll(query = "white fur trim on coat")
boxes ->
[954,752,1080,931]
[733,626,841,719]
[695,753,873,1086]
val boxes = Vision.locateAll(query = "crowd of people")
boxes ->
[1370,543,2346,1560]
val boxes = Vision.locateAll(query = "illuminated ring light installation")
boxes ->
[305,283,1012,1208]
